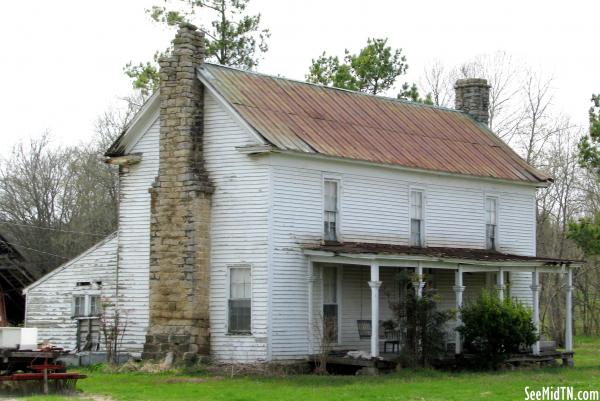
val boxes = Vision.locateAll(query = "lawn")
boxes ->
[21,337,600,401]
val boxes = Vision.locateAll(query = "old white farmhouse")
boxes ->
[24,24,579,364]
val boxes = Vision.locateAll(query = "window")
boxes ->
[410,190,424,247]
[72,295,101,351]
[228,267,251,333]
[73,295,86,317]
[322,267,338,342]
[72,295,101,318]
[323,179,339,242]
[485,197,497,250]
[89,295,102,316]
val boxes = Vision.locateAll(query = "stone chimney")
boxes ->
[142,23,213,364]
[454,78,490,125]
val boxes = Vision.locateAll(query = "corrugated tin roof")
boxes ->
[200,63,550,184]
[306,242,579,266]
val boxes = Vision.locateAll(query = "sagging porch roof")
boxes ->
[304,242,581,268]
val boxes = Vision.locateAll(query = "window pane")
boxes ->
[89,296,101,316]
[73,296,85,317]
[230,268,251,299]
[324,181,338,211]
[410,219,422,246]
[486,198,497,225]
[324,211,337,241]
[77,318,101,351]
[410,191,422,219]
[323,304,338,341]
[323,268,337,304]
[486,224,496,250]
[228,299,251,332]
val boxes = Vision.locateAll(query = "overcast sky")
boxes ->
[0,0,597,158]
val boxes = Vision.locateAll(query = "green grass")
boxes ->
[21,337,600,401]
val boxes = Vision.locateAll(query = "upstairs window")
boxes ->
[410,190,424,247]
[89,295,102,316]
[72,294,102,318]
[324,179,339,242]
[228,266,251,334]
[486,197,498,250]
[73,295,86,318]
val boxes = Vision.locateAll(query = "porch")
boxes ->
[304,242,580,366]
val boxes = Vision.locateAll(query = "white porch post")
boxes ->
[565,267,573,353]
[307,259,315,355]
[414,262,425,298]
[369,262,382,358]
[531,270,540,355]
[496,268,505,301]
[453,265,465,354]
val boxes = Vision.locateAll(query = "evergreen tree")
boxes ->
[307,38,430,103]
[125,0,270,95]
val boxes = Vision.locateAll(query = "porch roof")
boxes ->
[304,242,581,268]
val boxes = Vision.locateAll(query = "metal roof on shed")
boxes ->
[200,63,550,184]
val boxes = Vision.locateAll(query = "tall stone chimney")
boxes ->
[142,23,213,364]
[454,78,490,125]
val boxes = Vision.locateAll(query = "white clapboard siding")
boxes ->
[116,119,159,354]
[269,154,537,358]
[204,92,270,362]
[24,234,118,350]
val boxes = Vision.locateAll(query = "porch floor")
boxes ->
[309,349,575,374]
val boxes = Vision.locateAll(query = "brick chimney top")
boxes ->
[454,78,490,126]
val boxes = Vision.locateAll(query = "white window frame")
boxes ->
[322,175,342,243]
[72,293,102,319]
[321,265,342,345]
[72,295,86,318]
[409,187,426,247]
[226,264,252,335]
[485,195,499,250]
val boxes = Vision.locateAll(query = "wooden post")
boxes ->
[453,265,465,354]
[496,268,505,301]
[43,367,49,395]
[369,262,381,358]
[307,259,314,355]
[531,270,540,355]
[565,267,573,353]
[414,263,424,298]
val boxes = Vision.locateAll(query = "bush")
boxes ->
[390,282,454,368]
[457,291,538,369]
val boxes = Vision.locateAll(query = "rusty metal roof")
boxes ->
[306,242,578,266]
[200,63,550,184]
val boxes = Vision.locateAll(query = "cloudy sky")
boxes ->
[0,0,597,157]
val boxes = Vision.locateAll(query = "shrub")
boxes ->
[457,291,538,369]
[390,283,454,368]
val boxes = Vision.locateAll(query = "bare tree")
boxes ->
[0,134,79,275]
[419,60,453,107]
[99,298,129,365]
[0,97,139,275]
[513,73,573,165]
[313,313,336,375]
[420,52,523,141]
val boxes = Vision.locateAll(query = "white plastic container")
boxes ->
[18,328,38,350]
[0,327,39,350]
[0,327,22,349]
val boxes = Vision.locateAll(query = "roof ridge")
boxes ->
[202,62,463,114]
